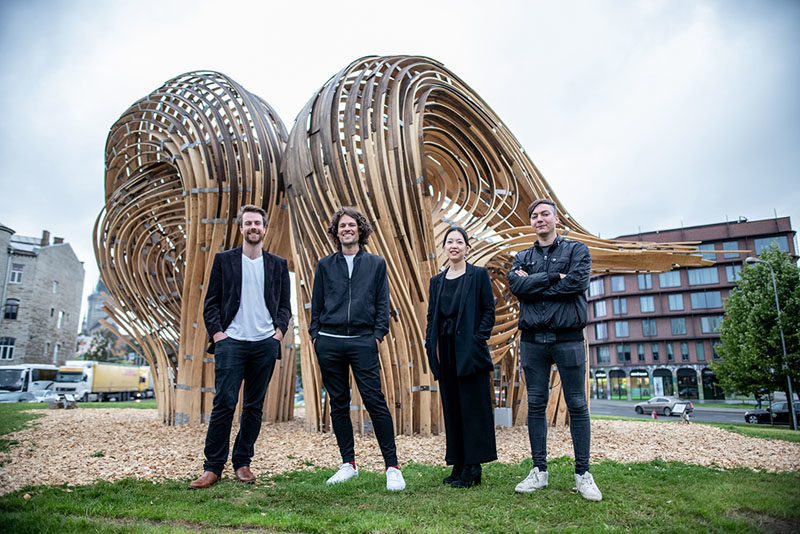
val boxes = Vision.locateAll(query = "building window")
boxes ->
[45,342,51,357]
[681,342,690,361]
[701,316,723,333]
[666,342,675,361]
[725,265,742,282]
[642,319,657,337]
[612,298,627,315]
[53,343,60,364]
[616,344,631,363]
[695,243,716,261]
[651,343,660,362]
[9,264,23,284]
[615,321,629,338]
[659,271,681,288]
[589,278,604,297]
[668,294,684,311]
[593,300,607,318]
[597,346,610,364]
[4,299,19,320]
[595,323,608,340]
[712,342,722,360]
[671,318,687,335]
[0,337,15,360]
[638,273,652,290]
[637,344,646,362]
[691,291,722,309]
[50,308,54,317]
[723,241,739,259]
[688,267,719,285]
[611,275,625,292]
[640,296,654,313]
[57,310,64,329]
[696,342,706,361]
[52,281,59,293]
[754,236,789,255]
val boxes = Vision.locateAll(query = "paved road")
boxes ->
[590,399,748,424]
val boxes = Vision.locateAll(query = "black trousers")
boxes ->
[438,333,497,465]
[203,336,279,475]
[314,335,398,466]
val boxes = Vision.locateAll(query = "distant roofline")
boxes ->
[615,216,794,240]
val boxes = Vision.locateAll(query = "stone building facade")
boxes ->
[586,217,796,402]
[0,224,85,365]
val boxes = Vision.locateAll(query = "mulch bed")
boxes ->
[1,408,798,495]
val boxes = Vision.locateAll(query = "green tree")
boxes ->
[713,245,800,402]
[82,331,118,362]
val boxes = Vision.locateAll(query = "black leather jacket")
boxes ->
[507,235,590,342]
[309,249,390,341]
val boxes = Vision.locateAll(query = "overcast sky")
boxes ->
[1,0,798,322]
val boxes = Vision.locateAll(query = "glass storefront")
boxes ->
[609,370,627,400]
[595,370,608,399]
[629,370,650,399]
[652,369,674,397]
[702,368,725,400]
[677,368,699,399]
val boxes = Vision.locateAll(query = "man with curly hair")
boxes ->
[309,206,405,491]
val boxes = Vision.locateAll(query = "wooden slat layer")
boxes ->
[282,55,712,435]
[94,71,295,426]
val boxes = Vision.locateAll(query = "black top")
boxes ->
[438,275,464,335]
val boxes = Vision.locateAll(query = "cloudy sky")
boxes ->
[1,0,798,321]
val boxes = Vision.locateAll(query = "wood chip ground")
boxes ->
[1,408,798,495]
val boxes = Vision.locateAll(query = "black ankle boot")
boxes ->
[451,464,481,488]
[443,464,463,484]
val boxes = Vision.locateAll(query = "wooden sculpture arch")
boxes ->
[94,71,296,425]
[283,55,709,436]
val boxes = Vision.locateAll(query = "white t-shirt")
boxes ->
[224,254,275,341]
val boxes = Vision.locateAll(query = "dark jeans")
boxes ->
[203,336,279,475]
[520,340,590,475]
[314,335,398,466]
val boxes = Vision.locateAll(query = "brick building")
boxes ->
[0,224,85,365]
[586,217,796,401]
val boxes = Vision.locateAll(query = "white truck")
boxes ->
[0,364,59,392]
[0,364,59,402]
[54,360,141,402]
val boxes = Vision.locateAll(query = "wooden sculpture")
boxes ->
[94,71,296,425]
[282,55,710,435]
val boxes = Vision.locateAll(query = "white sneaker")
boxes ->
[326,463,358,485]
[385,467,406,491]
[574,472,602,501]
[515,467,549,493]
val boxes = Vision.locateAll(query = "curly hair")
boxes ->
[327,207,373,249]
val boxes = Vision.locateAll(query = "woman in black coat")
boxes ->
[425,226,497,488]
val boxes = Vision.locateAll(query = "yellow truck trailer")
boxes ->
[55,360,140,402]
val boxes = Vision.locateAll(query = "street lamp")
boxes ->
[744,257,798,430]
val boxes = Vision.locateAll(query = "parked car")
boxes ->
[634,396,694,416]
[744,401,800,425]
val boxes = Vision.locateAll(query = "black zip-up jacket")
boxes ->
[507,235,591,342]
[309,249,390,341]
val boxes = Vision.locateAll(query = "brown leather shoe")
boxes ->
[188,471,218,489]
[235,466,256,484]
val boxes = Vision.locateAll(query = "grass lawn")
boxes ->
[2,404,799,532]
[1,459,798,533]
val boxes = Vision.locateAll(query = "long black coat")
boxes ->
[203,247,292,355]
[425,263,495,379]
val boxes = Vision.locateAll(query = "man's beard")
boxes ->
[245,231,263,245]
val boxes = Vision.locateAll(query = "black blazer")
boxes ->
[203,247,292,355]
[425,262,495,379]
